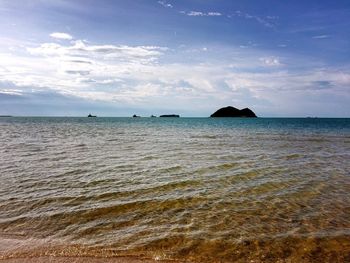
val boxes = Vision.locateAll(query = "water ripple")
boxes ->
[0,117,350,261]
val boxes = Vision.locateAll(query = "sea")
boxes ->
[0,117,349,262]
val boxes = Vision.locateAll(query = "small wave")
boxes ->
[190,135,217,139]
[74,143,87,147]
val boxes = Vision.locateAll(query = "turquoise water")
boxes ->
[0,117,349,261]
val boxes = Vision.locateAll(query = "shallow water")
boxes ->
[0,117,350,262]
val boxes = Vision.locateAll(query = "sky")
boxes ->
[0,0,349,117]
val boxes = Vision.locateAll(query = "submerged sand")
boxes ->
[0,257,167,263]
[1,118,350,262]
[2,234,350,262]
[0,236,178,263]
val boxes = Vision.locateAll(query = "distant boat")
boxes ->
[133,114,140,118]
[150,115,157,118]
[159,114,180,117]
[87,114,97,117]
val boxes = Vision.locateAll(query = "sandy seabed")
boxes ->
[0,236,178,263]
[1,234,350,262]
[0,257,167,263]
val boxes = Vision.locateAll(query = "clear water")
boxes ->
[0,117,349,262]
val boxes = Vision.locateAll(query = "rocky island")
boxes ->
[210,106,257,117]
[159,114,180,117]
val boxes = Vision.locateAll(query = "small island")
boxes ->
[210,106,257,117]
[87,114,97,117]
[159,114,180,117]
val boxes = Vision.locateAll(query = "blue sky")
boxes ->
[0,0,349,117]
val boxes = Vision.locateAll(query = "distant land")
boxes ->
[159,114,180,117]
[85,107,256,118]
[210,106,257,117]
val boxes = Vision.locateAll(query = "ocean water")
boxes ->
[0,117,349,262]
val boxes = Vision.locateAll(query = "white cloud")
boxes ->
[207,12,222,16]
[50,32,73,40]
[0,39,167,97]
[157,1,173,8]
[28,40,166,61]
[312,35,330,39]
[1,37,349,116]
[179,9,274,28]
[232,11,275,28]
[187,11,205,16]
[266,16,279,20]
[260,57,282,66]
[185,11,222,17]
[0,89,23,96]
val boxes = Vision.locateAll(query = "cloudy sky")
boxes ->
[0,0,349,117]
